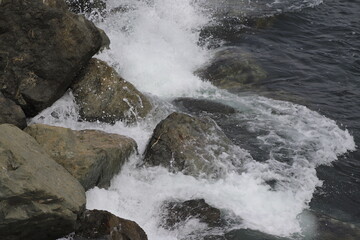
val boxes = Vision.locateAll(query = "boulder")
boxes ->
[161,199,224,230]
[173,98,236,115]
[0,0,107,117]
[0,92,26,129]
[196,47,267,90]
[74,209,148,240]
[25,124,137,190]
[143,112,245,178]
[0,124,86,240]
[72,58,152,124]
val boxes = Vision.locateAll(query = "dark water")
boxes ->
[210,0,360,223]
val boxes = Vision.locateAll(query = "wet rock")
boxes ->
[161,199,224,230]
[0,124,86,240]
[74,209,148,240]
[143,112,245,178]
[0,0,106,117]
[196,47,267,90]
[72,58,152,124]
[25,124,137,190]
[173,98,236,115]
[0,92,26,129]
[301,210,360,240]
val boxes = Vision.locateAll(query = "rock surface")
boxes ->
[0,92,27,129]
[0,0,105,117]
[196,47,267,90]
[74,209,148,240]
[161,199,224,230]
[72,58,152,124]
[0,124,86,240]
[25,124,137,190]
[143,112,245,178]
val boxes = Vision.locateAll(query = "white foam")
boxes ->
[96,0,213,97]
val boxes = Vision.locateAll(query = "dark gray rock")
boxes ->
[161,199,224,230]
[72,58,152,125]
[0,124,86,240]
[0,0,106,117]
[25,124,137,190]
[143,112,246,178]
[196,47,267,90]
[74,209,148,240]
[0,92,26,129]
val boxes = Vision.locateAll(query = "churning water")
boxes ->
[34,0,360,239]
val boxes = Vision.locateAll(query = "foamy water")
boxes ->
[36,0,356,239]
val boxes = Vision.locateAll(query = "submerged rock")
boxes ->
[173,98,236,115]
[301,210,360,240]
[161,199,224,230]
[143,112,246,178]
[196,47,267,90]
[72,58,152,124]
[0,124,86,240]
[74,209,148,240]
[0,92,26,129]
[25,124,137,190]
[0,0,106,117]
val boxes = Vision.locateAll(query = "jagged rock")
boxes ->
[143,112,246,178]
[0,124,86,240]
[161,199,224,230]
[25,124,137,190]
[72,58,152,124]
[173,98,236,115]
[74,209,148,240]
[196,47,267,90]
[0,0,107,117]
[0,92,26,129]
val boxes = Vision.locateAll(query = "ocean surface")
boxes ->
[36,0,360,239]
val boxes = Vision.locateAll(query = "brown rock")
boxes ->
[72,58,152,124]
[25,124,137,190]
[0,124,86,240]
[143,112,246,178]
[74,209,148,240]
[0,92,27,129]
[0,0,107,117]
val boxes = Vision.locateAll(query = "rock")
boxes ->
[143,112,245,178]
[300,210,360,240]
[161,199,224,230]
[74,209,148,240]
[72,58,152,124]
[0,92,26,129]
[0,0,106,117]
[173,98,236,115]
[0,124,86,240]
[25,124,137,190]
[196,47,267,90]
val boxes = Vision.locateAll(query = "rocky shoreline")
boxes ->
[1,1,360,240]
